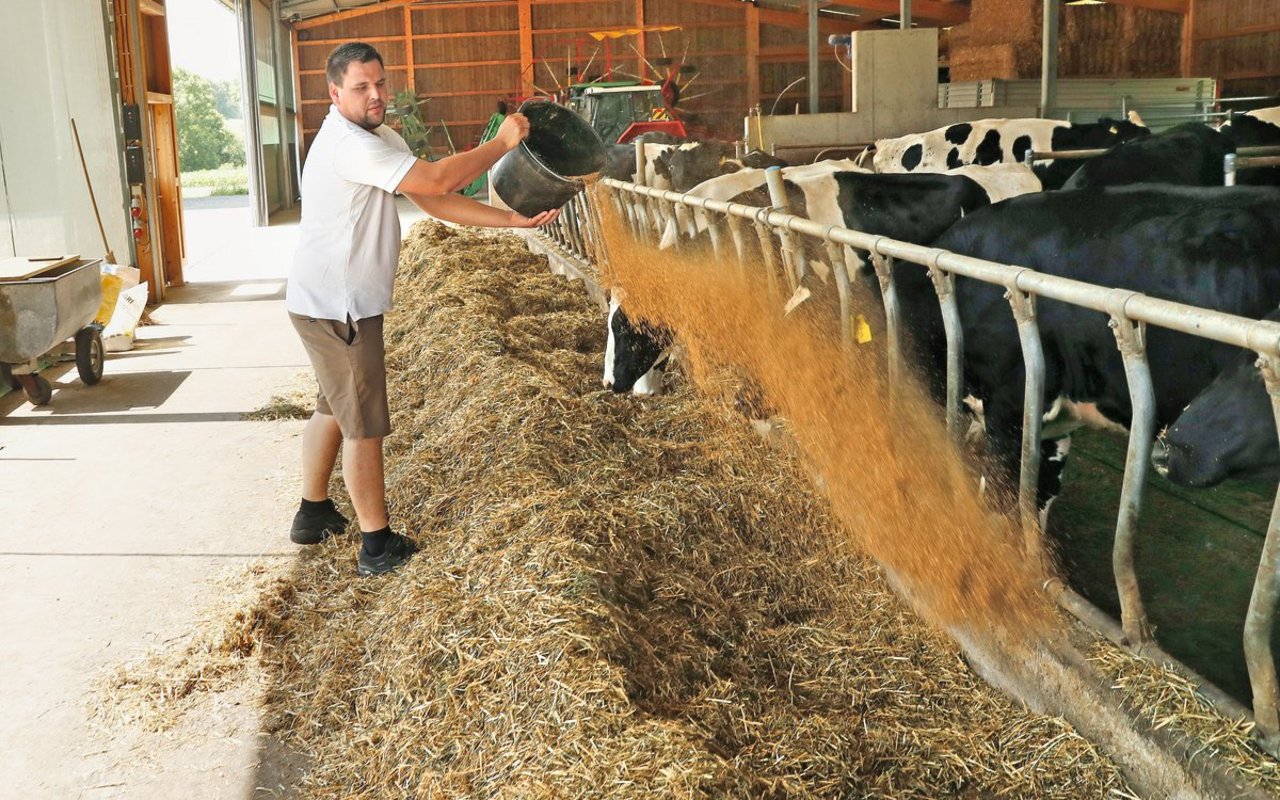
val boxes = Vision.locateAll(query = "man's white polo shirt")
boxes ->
[287,105,417,322]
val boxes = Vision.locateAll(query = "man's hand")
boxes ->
[496,113,531,150]
[509,208,560,228]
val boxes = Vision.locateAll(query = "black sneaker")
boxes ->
[290,501,350,545]
[357,532,417,577]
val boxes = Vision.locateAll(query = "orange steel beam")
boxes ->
[746,4,759,108]
[403,5,415,93]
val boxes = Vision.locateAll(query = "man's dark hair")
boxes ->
[326,42,384,86]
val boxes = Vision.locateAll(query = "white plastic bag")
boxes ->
[102,283,148,352]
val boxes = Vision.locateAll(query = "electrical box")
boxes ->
[124,145,145,184]
[122,103,141,140]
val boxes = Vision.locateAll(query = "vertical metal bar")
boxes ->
[1246,353,1280,752]
[871,252,903,395]
[929,256,964,447]
[664,199,684,252]
[1006,284,1046,560]
[701,208,723,258]
[824,240,853,351]
[808,0,820,114]
[727,215,750,280]
[764,166,803,290]
[1040,0,1059,118]
[1225,152,1238,187]
[237,0,267,227]
[1108,301,1155,646]
[900,0,912,29]
[752,216,781,298]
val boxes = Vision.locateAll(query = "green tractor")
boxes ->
[566,81,687,144]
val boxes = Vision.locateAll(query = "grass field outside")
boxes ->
[181,165,248,198]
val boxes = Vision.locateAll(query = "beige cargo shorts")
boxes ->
[288,312,391,439]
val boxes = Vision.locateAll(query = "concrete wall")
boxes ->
[0,0,129,262]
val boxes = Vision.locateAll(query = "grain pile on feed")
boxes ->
[237,219,1132,797]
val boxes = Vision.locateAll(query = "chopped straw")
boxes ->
[258,218,1129,797]
[98,216,1275,797]
[1088,644,1280,794]
[243,369,319,421]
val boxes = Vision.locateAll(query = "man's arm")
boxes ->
[405,191,560,229]
[396,114,529,196]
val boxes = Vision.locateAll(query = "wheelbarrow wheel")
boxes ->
[18,374,52,406]
[75,325,104,386]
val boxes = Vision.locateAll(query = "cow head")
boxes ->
[1157,311,1280,487]
[603,296,672,395]
[657,142,739,192]
[1071,116,1150,149]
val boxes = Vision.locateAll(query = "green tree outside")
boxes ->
[210,78,242,120]
[174,67,239,171]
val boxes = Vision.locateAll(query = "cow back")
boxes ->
[1061,123,1233,189]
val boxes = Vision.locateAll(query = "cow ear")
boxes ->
[720,160,742,175]
[653,155,671,179]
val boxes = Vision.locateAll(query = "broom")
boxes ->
[71,117,118,264]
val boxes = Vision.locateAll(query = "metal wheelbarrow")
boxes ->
[0,258,105,405]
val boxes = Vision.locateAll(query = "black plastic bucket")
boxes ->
[491,99,606,217]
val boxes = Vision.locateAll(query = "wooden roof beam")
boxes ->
[1090,0,1188,13]
[832,0,969,25]
[691,0,903,33]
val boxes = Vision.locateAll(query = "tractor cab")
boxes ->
[573,83,687,144]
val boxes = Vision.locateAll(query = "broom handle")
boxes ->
[71,117,117,263]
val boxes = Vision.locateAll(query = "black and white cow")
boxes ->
[603,295,671,395]
[1156,308,1280,488]
[867,117,1149,190]
[605,161,1041,393]
[1218,108,1280,186]
[898,185,1280,513]
[654,141,789,193]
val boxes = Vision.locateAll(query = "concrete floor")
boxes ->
[0,195,425,798]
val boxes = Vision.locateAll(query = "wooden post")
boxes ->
[518,0,533,97]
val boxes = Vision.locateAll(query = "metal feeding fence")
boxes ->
[529,151,1280,757]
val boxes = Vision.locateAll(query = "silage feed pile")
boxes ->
[253,219,1132,797]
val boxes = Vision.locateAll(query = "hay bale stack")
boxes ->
[248,221,1131,796]
[950,0,1183,82]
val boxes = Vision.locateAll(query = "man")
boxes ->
[286,42,558,577]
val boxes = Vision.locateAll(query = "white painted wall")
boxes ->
[0,0,129,262]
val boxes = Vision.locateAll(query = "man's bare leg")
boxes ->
[343,436,389,533]
[301,411,342,501]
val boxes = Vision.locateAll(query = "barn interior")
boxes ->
[4,0,1280,797]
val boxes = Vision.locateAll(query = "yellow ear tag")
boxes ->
[855,314,873,344]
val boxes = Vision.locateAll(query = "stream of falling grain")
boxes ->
[588,185,1061,642]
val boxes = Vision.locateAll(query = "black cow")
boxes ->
[1157,308,1280,488]
[899,186,1280,511]
[1219,111,1280,186]
[869,117,1150,190]
[1061,122,1235,189]
[1062,114,1280,190]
